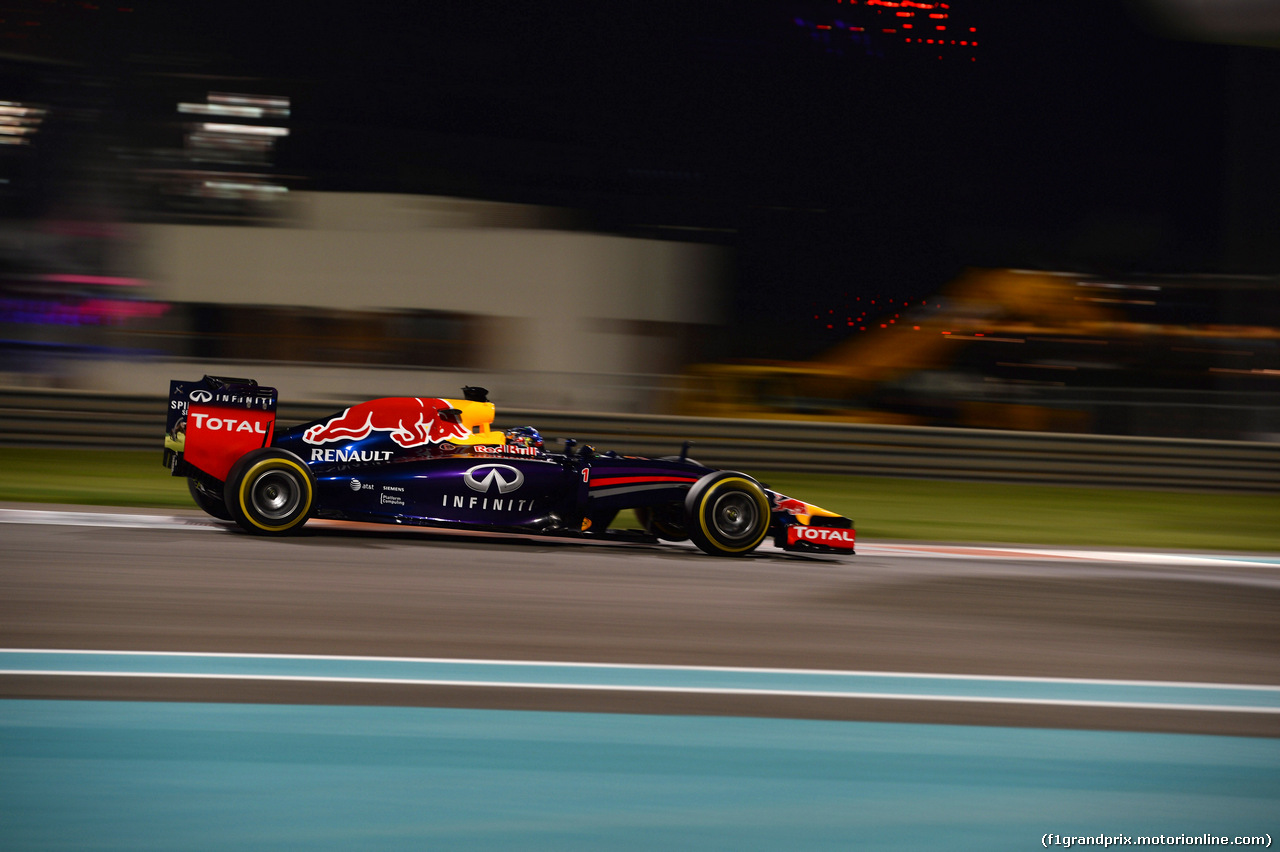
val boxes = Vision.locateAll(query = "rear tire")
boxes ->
[684,471,771,557]
[223,449,314,536]
[187,477,233,521]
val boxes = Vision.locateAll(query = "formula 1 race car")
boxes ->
[163,375,855,557]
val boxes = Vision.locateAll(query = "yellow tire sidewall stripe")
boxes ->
[237,457,313,532]
[697,477,770,553]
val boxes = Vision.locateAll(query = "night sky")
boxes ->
[4,0,1276,357]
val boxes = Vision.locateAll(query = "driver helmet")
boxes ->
[504,426,543,451]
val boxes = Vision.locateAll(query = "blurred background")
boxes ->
[0,0,1277,439]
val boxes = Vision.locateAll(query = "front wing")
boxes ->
[767,491,856,555]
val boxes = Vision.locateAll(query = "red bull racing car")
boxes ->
[163,375,855,557]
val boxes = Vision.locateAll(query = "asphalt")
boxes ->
[3,504,1278,736]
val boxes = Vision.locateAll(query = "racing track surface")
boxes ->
[2,503,1279,737]
[4,504,1280,850]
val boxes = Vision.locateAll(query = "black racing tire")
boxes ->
[187,477,233,521]
[634,503,689,542]
[683,470,771,557]
[223,449,315,536]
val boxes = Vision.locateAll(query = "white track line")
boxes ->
[3,649,1277,714]
[4,669,1278,714]
[3,507,1279,568]
[4,647,1278,690]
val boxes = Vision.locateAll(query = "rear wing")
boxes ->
[164,375,278,482]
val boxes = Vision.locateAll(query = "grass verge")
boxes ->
[757,471,1280,552]
[2,448,1278,552]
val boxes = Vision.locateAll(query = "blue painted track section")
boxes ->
[4,650,1280,711]
[2,700,1277,852]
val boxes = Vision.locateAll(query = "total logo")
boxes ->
[189,413,268,433]
[786,525,856,548]
[463,463,523,494]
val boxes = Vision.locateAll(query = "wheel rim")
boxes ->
[251,469,301,521]
[711,491,758,542]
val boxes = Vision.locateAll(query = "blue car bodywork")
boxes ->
[164,375,855,557]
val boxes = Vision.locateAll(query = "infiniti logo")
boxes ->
[189,390,213,403]
[463,463,524,494]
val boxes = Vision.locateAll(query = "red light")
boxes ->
[969,27,976,31]
[971,41,977,46]
[880,324,887,328]
[882,28,897,32]
[927,39,934,43]
[816,24,832,29]
[942,331,951,335]
[870,300,876,304]
[895,10,914,16]
[975,333,984,337]
[903,23,913,28]
[847,321,854,326]
[960,40,967,44]
[913,326,921,330]
[929,12,947,18]
[890,319,896,324]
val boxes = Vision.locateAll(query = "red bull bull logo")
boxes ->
[773,496,812,515]
[303,398,471,449]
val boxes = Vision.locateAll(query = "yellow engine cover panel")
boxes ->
[441,399,505,445]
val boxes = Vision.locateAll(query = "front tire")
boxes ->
[223,449,314,536]
[684,471,771,557]
[188,477,233,521]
